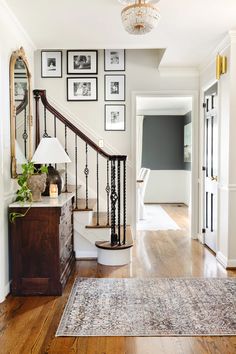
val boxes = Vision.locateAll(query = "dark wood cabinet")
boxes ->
[9,194,75,296]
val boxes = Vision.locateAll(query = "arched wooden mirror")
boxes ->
[10,47,32,178]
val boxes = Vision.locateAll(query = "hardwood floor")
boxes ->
[1,204,236,354]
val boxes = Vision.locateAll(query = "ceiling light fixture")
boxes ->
[119,0,161,35]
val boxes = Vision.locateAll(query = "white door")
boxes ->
[204,88,218,252]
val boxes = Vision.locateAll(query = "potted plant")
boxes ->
[9,162,48,223]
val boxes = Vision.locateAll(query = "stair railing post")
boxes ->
[106,160,110,226]
[117,159,121,245]
[123,157,127,244]
[110,158,118,246]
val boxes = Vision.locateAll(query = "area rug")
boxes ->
[56,277,236,337]
[137,205,180,231]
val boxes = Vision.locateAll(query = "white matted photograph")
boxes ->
[41,51,62,78]
[105,75,125,101]
[104,49,125,71]
[67,77,97,101]
[105,104,126,131]
[14,77,27,101]
[67,50,98,74]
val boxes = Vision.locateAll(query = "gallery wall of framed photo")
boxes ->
[40,49,126,131]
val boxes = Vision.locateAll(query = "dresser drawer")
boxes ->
[60,199,73,223]
[60,236,73,273]
[59,216,72,250]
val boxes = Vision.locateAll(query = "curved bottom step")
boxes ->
[95,241,133,266]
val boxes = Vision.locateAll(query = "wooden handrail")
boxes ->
[33,89,126,161]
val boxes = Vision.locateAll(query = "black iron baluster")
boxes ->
[75,134,78,210]
[117,159,121,246]
[43,106,49,137]
[123,158,127,244]
[84,143,89,209]
[54,115,57,170]
[64,125,68,193]
[22,107,28,158]
[105,160,110,226]
[110,158,118,246]
[96,152,99,226]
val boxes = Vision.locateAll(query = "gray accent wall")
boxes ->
[142,113,192,170]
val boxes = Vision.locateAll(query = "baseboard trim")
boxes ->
[198,233,205,244]
[216,251,236,269]
[0,281,10,303]
[75,251,97,259]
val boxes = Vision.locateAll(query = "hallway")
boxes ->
[1,205,236,354]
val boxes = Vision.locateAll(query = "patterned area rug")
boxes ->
[56,277,236,337]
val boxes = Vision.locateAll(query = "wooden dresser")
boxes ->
[9,194,75,296]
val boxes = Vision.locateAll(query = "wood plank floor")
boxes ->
[1,204,236,354]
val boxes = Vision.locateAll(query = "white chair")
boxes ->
[137,168,150,220]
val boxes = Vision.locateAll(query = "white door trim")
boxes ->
[131,90,199,239]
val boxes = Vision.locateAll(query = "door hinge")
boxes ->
[202,228,206,234]
[203,102,207,108]
[202,166,206,171]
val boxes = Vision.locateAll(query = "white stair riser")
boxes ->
[97,248,132,266]
[73,211,93,225]
[74,224,110,244]
[74,234,98,259]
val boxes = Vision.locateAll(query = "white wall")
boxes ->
[0,0,35,302]
[145,170,191,205]
[34,50,199,231]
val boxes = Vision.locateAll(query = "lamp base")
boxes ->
[42,165,62,196]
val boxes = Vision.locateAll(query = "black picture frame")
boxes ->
[105,104,126,131]
[104,49,125,72]
[104,74,125,101]
[67,50,98,75]
[41,50,62,78]
[67,77,98,101]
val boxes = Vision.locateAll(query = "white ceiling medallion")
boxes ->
[119,0,161,35]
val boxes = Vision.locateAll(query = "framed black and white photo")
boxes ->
[105,75,125,101]
[41,51,62,78]
[14,77,27,101]
[67,50,98,74]
[105,104,126,131]
[67,77,97,101]
[104,49,125,71]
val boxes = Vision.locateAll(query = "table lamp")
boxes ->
[31,137,71,195]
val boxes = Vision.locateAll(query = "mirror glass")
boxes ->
[10,48,32,178]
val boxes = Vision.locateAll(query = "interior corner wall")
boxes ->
[0,1,35,302]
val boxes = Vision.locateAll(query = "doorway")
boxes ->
[136,96,193,233]
[132,90,199,238]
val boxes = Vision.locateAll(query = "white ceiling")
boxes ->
[5,0,236,66]
[136,96,192,115]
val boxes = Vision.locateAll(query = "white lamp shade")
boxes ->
[31,137,71,164]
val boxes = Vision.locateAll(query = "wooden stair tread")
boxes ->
[95,226,133,250]
[73,198,96,211]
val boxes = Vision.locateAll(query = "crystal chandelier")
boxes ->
[120,0,161,35]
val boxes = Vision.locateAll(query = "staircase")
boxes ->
[33,89,133,266]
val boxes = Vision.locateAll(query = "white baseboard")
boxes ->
[197,233,205,244]
[216,251,236,269]
[76,251,97,259]
[0,281,10,303]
